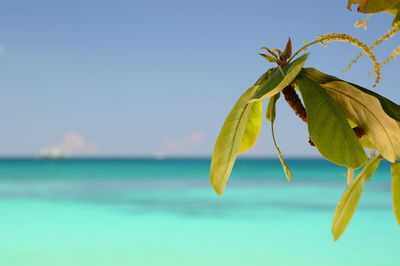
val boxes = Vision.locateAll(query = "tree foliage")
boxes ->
[210,0,400,240]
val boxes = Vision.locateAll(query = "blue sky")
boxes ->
[0,0,399,157]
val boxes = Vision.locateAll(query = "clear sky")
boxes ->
[0,0,399,157]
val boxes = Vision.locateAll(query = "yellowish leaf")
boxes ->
[347,0,400,13]
[332,157,382,241]
[322,81,400,162]
[210,69,274,196]
[238,100,263,154]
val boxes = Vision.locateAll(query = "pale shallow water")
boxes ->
[0,159,398,266]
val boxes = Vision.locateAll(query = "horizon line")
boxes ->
[0,155,324,160]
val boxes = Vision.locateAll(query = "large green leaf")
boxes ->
[296,75,367,169]
[238,100,262,154]
[300,68,340,84]
[347,0,400,13]
[210,69,273,196]
[332,157,382,241]
[392,162,400,225]
[349,83,400,123]
[301,67,400,162]
[210,87,257,195]
[250,54,309,102]
[301,68,400,123]
[322,81,400,162]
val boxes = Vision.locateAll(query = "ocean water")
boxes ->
[0,158,398,266]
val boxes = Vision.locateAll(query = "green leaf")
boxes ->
[238,99,263,154]
[271,48,282,55]
[254,68,275,86]
[301,68,400,123]
[259,53,276,63]
[301,68,400,162]
[267,93,292,182]
[250,53,309,102]
[210,87,257,195]
[359,135,377,149]
[347,0,400,13]
[322,81,400,162]
[275,143,292,183]
[261,47,279,59]
[266,93,280,122]
[300,68,341,84]
[296,75,367,169]
[391,162,400,225]
[281,38,292,61]
[386,3,400,24]
[393,10,400,24]
[349,83,400,123]
[332,156,382,241]
[210,69,273,196]
[386,2,400,14]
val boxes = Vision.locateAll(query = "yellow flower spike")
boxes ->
[316,33,381,87]
[381,45,400,67]
[344,21,400,73]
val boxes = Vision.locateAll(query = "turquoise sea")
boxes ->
[0,158,399,266]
